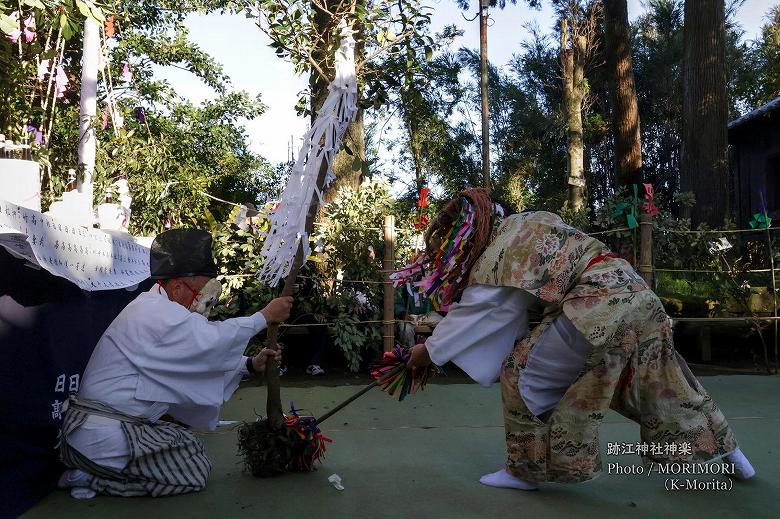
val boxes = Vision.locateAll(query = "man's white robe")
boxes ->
[66,284,267,470]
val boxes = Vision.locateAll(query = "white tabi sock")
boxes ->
[58,469,98,499]
[725,448,756,480]
[70,487,97,500]
[57,469,91,489]
[479,469,539,490]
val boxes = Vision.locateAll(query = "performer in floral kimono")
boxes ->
[58,229,292,498]
[396,188,755,490]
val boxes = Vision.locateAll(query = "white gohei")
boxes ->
[708,237,733,254]
[258,21,358,286]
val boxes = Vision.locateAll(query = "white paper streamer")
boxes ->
[258,21,358,286]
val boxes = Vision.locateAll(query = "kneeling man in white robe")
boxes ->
[58,228,292,498]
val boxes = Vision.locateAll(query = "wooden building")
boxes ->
[729,97,780,227]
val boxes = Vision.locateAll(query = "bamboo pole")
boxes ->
[42,29,63,112]
[383,215,396,352]
[43,36,65,146]
[29,26,54,107]
[638,213,654,286]
[764,220,778,365]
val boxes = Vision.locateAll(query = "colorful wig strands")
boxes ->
[391,188,497,309]
[390,201,473,310]
[369,347,436,401]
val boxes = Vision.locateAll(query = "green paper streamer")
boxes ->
[627,213,638,229]
[749,213,772,230]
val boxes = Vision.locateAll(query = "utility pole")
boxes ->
[480,0,491,192]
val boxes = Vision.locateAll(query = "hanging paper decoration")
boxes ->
[113,109,124,129]
[414,187,431,230]
[6,12,20,43]
[26,124,43,145]
[37,58,50,81]
[392,197,476,311]
[611,184,640,229]
[418,187,430,208]
[369,347,436,401]
[749,213,772,229]
[414,214,430,230]
[54,65,68,97]
[22,14,35,43]
[121,63,132,82]
[5,12,35,43]
[708,237,733,254]
[642,183,659,217]
[101,105,109,129]
[258,21,357,286]
[134,106,146,123]
[97,48,108,72]
[104,15,115,38]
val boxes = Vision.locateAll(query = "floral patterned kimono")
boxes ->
[469,211,737,483]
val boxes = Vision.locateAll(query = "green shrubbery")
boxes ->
[209,178,400,372]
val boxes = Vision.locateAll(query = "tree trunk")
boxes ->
[401,43,425,192]
[327,110,365,201]
[604,0,643,188]
[562,19,587,211]
[405,109,424,192]
[310,1,365,203]
[682,0,729,227]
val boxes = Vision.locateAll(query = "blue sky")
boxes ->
[155,0,777,165]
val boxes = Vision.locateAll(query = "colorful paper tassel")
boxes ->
[369,347,436,401]
[642,183,659,217]
[284,404,332,471]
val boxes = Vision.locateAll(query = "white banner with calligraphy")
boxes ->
[0,198,150,290]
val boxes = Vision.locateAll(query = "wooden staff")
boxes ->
[264,158,331,430]
[316,363,405,425]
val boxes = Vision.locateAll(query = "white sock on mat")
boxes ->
[725,448,756,480]
[58,469,97,499]
[70,487,97,499]
[479,469,539,490]
[57,469,91,489]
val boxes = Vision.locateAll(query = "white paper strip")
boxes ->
[258,21,358,286]
[0,198,150,290]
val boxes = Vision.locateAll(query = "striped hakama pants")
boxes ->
[59,397,211,497]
